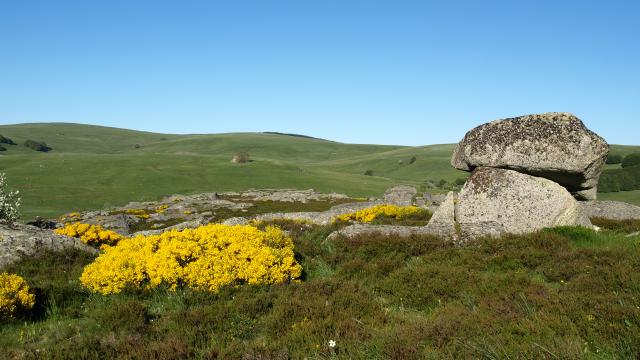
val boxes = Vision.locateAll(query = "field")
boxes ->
[0,123,464,220]
[0,123,638,220]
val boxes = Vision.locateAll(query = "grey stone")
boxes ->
[451,112,608,198]
[424,191,458,240]
[0,224,97,270]
[383,185,418,206]
[327,224,433,240]
[581,200,640,220]
[455,167,592,241]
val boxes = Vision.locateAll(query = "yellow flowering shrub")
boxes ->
[0,273,36,318]
[124,209,150,219]
[80,224,302,295]
[55,223,124,246]
[156,205,169,213]
[336,205,423,223]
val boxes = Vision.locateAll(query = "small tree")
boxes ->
[0,173,21,225]
[606,153,622,165]
[622,153,640,168]
[364,169,374,176]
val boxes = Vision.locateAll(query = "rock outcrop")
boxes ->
[581,200,640,220]
[455,168,592,240]
[0,224,97,270]
[451,112,608,200]
[383,185,417,206]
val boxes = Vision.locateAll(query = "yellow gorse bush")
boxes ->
[80,224,302,295]
[55,222,124,246]
[337,204,423,223]
[0,273,35,318]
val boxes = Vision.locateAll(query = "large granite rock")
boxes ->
[455,167,592,241]
[581,200,640,220]
[0,224,97,269]
[451,112,608,200]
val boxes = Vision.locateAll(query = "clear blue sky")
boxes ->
[1,0,638,146]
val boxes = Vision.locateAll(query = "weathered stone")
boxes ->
[451,112,608,198]
[455,167,592,241]
[0,224,97,270]
[581,200,640,220]
[383,185,417,206]
[424,191,458,240]
[327,224,432,240]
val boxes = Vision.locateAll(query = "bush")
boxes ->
[599,165,640,192]
[55,222,124,247]
[0,273,36,319]
[606,153,623,164]
[0,145,5,151]
[454,177,467,186]
[23,139,51,152]
[0,134,15,145]
[80,224,302,295]
[0,173,21,224]
[621,153,640,168]
[364,169,374,176]
[336,205,424,223]
[408,156,417,164]
[438,179,447,187]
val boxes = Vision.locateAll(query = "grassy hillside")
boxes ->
[0,123,464,220]
[1,123,638,220]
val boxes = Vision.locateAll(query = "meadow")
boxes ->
[1,123,637,221]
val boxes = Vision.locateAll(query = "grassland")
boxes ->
[0,123,464,220]
[1,222,639,359]
[0,123,638,220]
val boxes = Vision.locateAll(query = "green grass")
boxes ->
[0,123,465,220]
[1,123,639,220]
[2,224,639,359]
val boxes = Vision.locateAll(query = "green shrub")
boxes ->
[0,145,5,152]
[454,178,467,186]
[364,169,374,176]
[23,139,51,152]
[599,165,640,192]
[408,156,417,164]
[0,135,15,145]
[622,153,640,168]
[606,153,623,164]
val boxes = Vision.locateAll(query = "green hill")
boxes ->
[0,123,462,219]
[0,123,638,220]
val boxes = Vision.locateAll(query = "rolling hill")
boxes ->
[0,122,638,220]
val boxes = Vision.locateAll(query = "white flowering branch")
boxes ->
[0,172,21,225]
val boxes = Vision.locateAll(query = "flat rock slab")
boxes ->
[451,112,608,199]
[456,167,592,241]
[0,224,97,270]
[327,224,435,240]
[581,200,640,220]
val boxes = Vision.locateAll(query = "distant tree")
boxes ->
[454,178,467,186]
[621,153,640,168]
[23,139,51,152]
[134,144,141,149]
[408,156,417,164]
[0,135,15,145]
[231,152,250,164]
[364,170,374,176]
[438,179,447,188]
[0,145,6,152]
[605,153,622,164]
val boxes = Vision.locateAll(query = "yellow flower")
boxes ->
[80,224,303,295]
[0,273,36,318]
[336,205,422,223]
[55,223,124,246]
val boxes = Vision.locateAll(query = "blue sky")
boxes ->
[1,0,638,145]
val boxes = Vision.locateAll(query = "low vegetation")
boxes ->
[1,222,639,358]
[0,173,21,225]
[55,223,124,247]
[337,204,432,226]
[23,139,52,152]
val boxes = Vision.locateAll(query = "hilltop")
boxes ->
[0,122,638,220]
